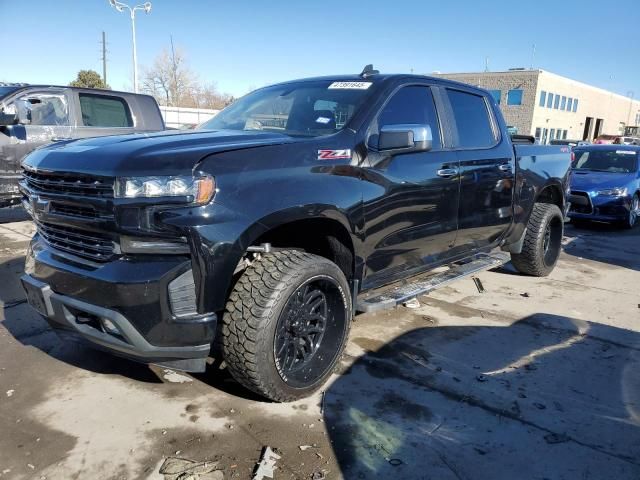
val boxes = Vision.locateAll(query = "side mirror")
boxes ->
[377,124,432,153]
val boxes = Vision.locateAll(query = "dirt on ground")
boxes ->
[0,213,638,480]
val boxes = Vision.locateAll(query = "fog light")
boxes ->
[100,318,120,336]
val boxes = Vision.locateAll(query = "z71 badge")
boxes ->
[317,149,351,160]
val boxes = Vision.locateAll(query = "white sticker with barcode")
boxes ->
[328,81,372,90]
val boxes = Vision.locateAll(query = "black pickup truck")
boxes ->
[19,68,571,401]
[0,84,164,207]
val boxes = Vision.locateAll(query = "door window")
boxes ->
[446,89,496,148]
[377,86,441,148]
[79,93,133,127]
[15,92,69,126]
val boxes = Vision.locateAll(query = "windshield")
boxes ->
[573,150,638,173]
[198,80,373,137]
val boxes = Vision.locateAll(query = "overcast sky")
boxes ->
[1,0,639,99]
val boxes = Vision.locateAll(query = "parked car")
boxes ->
[593,134,639,145]
[18,68,571,401]
[0,84,164,207]
[568,145,640,228]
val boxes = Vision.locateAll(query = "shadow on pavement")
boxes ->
[324,313,640,479]
[562,221,640,271]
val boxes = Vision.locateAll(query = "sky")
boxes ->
[1,0,639,99]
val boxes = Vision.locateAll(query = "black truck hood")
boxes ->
[22,129,296,177]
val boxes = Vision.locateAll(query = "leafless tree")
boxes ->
[142,45,233,109]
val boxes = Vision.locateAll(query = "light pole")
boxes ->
[108,0,152,93]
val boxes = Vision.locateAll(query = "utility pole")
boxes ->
[531,44,536,70]
[101,31,108,86]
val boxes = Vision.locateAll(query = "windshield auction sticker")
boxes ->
[328,81,372,90]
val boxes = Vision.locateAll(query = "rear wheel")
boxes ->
[622,193,639,229]
[511,203,563,277]
[221,250,352,402]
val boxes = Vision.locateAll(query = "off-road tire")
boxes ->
[511,203,563,277]
[221,250,352,402]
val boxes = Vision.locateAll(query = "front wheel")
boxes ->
[622,193,639,229]
[511,203,564,277]
[221,250,352,402]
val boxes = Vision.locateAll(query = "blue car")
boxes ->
[568,145,640,228]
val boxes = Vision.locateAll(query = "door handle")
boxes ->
[498,163,512,172]
[437,167,459,178]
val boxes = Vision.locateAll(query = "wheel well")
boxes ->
[252,218,355,281]
[536,185,564,209]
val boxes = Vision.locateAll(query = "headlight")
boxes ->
[595,187,627,197]
[114,175,215,204]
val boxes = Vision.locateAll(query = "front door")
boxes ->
[362,85,460,287]
[444,87,515,252]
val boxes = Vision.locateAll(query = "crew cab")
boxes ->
[19,67,571,401]
[0,84,164,207]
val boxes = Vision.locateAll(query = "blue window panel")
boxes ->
[561,96,567,110]
[547,93,554,108]
[553,95,560,109]
[567,98,573,111]
[488,89,501,104]
[573,99,579,112]
[507,89,523,105]
[539,91,547,107]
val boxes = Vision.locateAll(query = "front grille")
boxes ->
[50,203,107,219]
[569,191,593,214]
[36,221,117,262]
[23,169,113,198]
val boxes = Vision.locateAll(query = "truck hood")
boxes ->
[22,129,296,177]
[570,170,635,192]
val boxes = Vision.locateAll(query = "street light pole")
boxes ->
[108,0,152,93]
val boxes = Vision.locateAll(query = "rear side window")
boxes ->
[377,86,441,148]
[79,93,133,127]
[447,89,496,148]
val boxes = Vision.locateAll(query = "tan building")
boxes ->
[433,69,640,144]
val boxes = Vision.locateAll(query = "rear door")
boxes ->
[444,87,515,251]
[69,91,138,139]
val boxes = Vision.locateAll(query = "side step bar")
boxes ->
[356,252,510,313]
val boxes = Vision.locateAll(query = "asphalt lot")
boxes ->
[0,213,639,480]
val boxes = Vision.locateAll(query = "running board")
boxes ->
[356,252,510,313]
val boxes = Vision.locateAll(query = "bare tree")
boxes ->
[142,44,233,109]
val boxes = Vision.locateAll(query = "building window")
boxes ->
[553,95,560,109]
[572,99,578,112]
[550,128,556,140]
[567,98,573,111]
[542,128,548,144]
[560,96,567,110]
[507,89,523,106]
[535,127,542,139]
[539,91,547,107]
[557,129,563,139]
[488,89,501,105]
[563,130,568,139]
[547,93,554,108]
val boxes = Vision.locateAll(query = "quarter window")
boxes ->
[79,93,133,127]
[447,89,496,148]
[539,91,547,107]
[507,89,523,105]
[378,86,441,148]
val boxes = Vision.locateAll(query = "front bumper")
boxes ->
[568,192,631,222]
[21,238,217,372]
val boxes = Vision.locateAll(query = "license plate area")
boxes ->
[20,277,52,317]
